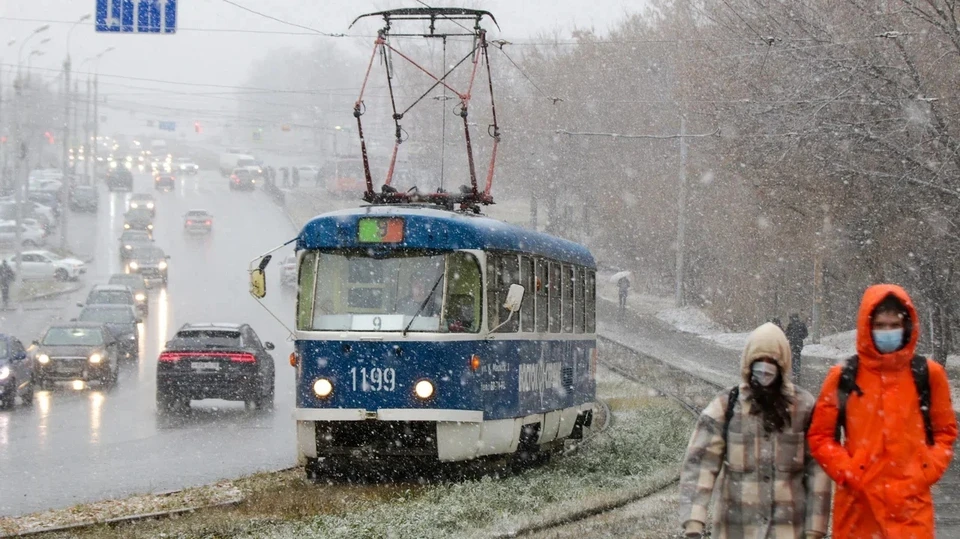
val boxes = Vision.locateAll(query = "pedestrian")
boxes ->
[0,259,14,310]
[785,313,808,383]
[807,285,957,539]
[281,167,289,187]
[679,322,831,538]
[292,166,300,188]
[617,275,630,317]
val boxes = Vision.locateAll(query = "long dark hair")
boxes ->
[748,370,794,433]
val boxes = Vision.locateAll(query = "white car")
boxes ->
[0,221,45,247]
[280,255,297,286]
[28,179,63,194]
[297,165,321,183]
[176,158,199,174]
[6,250,85,281]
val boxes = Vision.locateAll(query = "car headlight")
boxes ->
[180,164,186,170]
[123,223,131,229]
[88,353,102,364]
[124,244,132,250]
[0,366,9,380]
[147,224,154,230]
[130,202,138,208]
[135,293,146,301]
[38,354,50,365]
[414,379,435,400]
[313,378,333,398]
[129,261,139,270]
[158,260,168,270]
[147,202,154,209]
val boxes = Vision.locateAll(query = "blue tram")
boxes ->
[286,205,597,472]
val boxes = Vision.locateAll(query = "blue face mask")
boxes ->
[872,329,904,354]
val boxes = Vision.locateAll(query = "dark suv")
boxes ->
[106,167,133,191]
[156,323,275,412]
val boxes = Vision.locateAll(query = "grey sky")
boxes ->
[1,1,643,135]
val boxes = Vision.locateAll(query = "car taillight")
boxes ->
[159,352,183,362]
[204,220,212,225]
[230,353,256,363]
[186,220,193,225]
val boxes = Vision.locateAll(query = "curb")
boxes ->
[1,498,244,538]
[18,282,84,303]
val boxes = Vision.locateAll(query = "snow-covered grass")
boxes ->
[36,394,692,539]
[656,306,729,335]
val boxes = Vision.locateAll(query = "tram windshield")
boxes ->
[297,250,482,333]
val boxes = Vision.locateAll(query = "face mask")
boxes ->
[751,361,779,387]
[872,329,904,354]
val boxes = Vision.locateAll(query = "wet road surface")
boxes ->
[0,169,300,516]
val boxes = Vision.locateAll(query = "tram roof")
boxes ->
[296,206,596,267]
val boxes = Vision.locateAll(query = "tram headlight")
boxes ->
[37,354,50,365]
[414,379,435,400]
[313,378,333,398]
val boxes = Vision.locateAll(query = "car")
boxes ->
[108,273,149,316]
[0,220,46,247]
[28,191,62,217]
[184,209,213,234]
[106,167,134,191]
[33,322,120,388]
[123,208,154,234]
[297,165,321,183]
[176,158,199,174]
[126,245,169,285]
[5,250,85,281]
[0,201,53,231]
[229,168,257,191]
[69,186,98,212]
[128,193,156,217]
[0,335,34,409]
[156,323,275,411]
[280,254,296,287]
[154,174,175,192]
[119,229,154,259]
[76,304,141,361]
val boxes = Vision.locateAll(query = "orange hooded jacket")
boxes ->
[807,284,958,538]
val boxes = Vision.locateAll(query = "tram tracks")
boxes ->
[495,334,724,538]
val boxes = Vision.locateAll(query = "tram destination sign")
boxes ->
[358,218,405,243]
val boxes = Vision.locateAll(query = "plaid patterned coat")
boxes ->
[679,385,832,539]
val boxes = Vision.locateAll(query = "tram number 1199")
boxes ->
[349,367,396,392]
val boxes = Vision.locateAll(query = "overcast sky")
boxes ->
[1,1,644,136]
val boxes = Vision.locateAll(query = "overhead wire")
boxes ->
[218,0,347,37]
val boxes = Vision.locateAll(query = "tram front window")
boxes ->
[297,250,482,333]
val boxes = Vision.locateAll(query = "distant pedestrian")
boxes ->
[785,313,808,382]
[807,285,957,538]
[0,260,14,310]
[617,276,630,317]
[281,167,289,187]
[292,167,300,188]
[679,322,831,539]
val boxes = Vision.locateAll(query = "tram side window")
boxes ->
[536,258,549,333]
[549,262,561,333]
[443,252,482,333]
[487,253,519,333]
[297,251,319,330]
[562,265,574,333]
[585,269,597,333]
[520,256,534,332]
[574,266,585,333]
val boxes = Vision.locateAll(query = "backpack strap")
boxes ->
[723,386,739,445]
[911,355,935,446]
[834,355,863,442]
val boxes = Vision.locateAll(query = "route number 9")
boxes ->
[350,367,396,392]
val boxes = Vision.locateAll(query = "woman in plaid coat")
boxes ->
[678,322,832,538]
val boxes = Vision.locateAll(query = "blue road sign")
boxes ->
[96,0,177,34]
[158,121,176,131]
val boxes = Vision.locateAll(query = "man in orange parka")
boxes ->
[807,284,958,538]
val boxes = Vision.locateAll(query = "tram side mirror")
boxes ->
[250,268,266,299]
[503,284,525,313]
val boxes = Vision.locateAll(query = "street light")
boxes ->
[66,14,92,61]
[61,14,92,251]
[90,47,115,186]
[17,25,49,79]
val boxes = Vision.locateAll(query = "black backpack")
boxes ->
[722,386,740,444]
[834,354,934,446]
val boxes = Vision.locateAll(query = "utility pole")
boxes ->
[91,75,99,185]
[12,77,24,292]
[60,55,70,250]
[83,76,90,183]
[675,116,688,307]
[72,78,79,174]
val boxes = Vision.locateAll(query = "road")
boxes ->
[0,168,300,517]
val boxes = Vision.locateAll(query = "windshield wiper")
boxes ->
[403,272,445,336]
